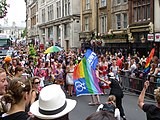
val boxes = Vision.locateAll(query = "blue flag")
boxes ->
[84,49,98,70]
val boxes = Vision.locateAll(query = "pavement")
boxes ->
[68,91,155,120]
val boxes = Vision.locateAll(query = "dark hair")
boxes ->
[85,111,116,120]
[33,113,69,120]
[15,66,23,74]
[2,78,31,105]
[31,76,40,84]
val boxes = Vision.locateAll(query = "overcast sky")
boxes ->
[0,0,26,27]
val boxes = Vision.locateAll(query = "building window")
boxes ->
[100,16,107,33]
[123,13,127,28]
[101,0,106,7]
[42,9,45,23]
[64,23,70,38]
[56,1,61,18]
[86,0,90,10]
[117,0,121,5]
[84,17,89,31]
[147,2,150,20]
[116,14,121,29]
[48,4,53,21]
[63,0,70,16]
[133,0,150,22]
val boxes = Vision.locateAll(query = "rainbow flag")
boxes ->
[73,57,102,96]
[144,48,155,74]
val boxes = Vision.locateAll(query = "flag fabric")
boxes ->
[73,57,102,96]
[143,48,155,74]
[84,49,98,70]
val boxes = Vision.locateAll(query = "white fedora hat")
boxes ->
[30,84,77,119]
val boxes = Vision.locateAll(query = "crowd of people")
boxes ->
[0,44,159,120]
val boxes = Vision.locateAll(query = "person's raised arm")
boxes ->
[138,81,149,109]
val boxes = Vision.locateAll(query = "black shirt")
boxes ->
[109,79,123,98]
[142,104,160,120]
[1,111,30,120]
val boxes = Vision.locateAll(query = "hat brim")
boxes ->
[30,99,76,119]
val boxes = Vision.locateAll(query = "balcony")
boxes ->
[82,9,92,15]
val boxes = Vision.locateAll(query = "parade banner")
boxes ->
[84,49,98,70]
[144,48,155,74]
[73,57,102,96]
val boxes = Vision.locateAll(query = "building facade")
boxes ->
[80,0,110,53]
[128,0,154,56]
[103,0,129,54]
[25,0,39,45]
[37,0,81,50]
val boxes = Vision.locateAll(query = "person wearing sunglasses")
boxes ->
[30,76,41,105]
[26,76,41,113]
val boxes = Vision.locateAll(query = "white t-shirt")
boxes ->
[96,104,121,120]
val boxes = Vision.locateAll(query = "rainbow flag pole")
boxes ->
[143,48,155,74]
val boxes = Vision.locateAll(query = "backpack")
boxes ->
[100,103,116,114]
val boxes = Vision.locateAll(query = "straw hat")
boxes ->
[30,84,77,119]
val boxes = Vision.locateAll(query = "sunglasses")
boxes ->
[34,82,40,84]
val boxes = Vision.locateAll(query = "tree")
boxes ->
[21,28,27,38]
[0,0,9,18]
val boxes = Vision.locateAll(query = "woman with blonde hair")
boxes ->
[1,78,32,120]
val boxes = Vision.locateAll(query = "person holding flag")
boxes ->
[73,49,102,97]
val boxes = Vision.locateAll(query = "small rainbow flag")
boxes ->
[144,48,155,74]
[73,57,102,96]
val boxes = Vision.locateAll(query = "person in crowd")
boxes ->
[116,55,122,70]
[85,111,116,120]
[104,72,126,120]
[1,77,32,120]
[9,58,18,76]
[121,62,130,90]
[110,59,120,81]
[2,56,12,78]
[99,56,109,94]
[66,60,75,96]
[154,63,160,87]
[54,63,64,87]
[13,66,24,79]
[30,84,77,120]
[0,68,9,115]
[96,95,120,120]
[138,80,160,120]
[129,58,137,91]
[30,76,40,105]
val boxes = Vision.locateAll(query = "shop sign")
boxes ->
[155,33,160,42]
[147,34,154,41]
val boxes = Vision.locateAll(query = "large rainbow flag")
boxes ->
[143,48,155,74]
[73,57,102,96]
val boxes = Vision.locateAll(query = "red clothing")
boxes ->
[116,58,122,69]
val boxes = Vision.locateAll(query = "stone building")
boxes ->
[79,0,110,53]
[38,0,81,50]
[128,0,155,56]
[25,0,81,51]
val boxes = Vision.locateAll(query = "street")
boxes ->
[69,91,155,120]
